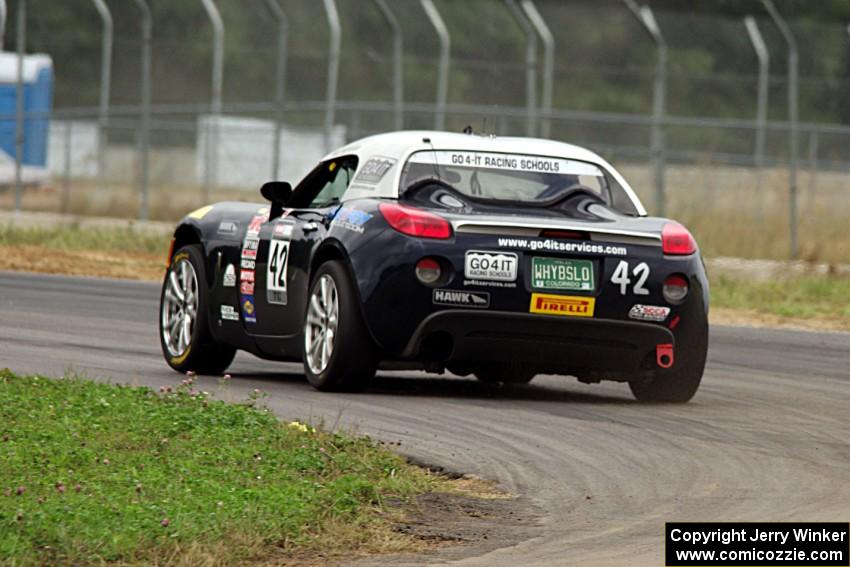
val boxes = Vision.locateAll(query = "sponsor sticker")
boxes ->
[529,293,595,317]
[220,305,239,321]
[463,279,516,288]
[272,221,294,240]
[353,156,396,185]
[628,304,670,322]
[267,290,286,305]
[240,259,255,270]
[331,208,373,233]
[266,240,290,305]
[237,214,266,326]
[497,236,628,257]
[217,220,238,235]
[531,257,594,291]
[222,264,236,287]
[241,295,256,323]
[246,213,266,237]
[464,251,517,282]
[433,289,490,308]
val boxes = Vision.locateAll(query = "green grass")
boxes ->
[0,224,169,255]
[0,372,439,566]
[711,273,850,323]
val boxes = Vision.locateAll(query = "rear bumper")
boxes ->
[402,311,674,374]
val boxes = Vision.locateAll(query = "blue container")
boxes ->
[0,53,54,167]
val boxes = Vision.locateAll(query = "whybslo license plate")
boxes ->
[531,257,594,291]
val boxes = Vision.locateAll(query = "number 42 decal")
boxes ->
[611,260,650,295]
[267,240,290,305]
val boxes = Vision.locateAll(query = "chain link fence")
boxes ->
[1,0,849,262]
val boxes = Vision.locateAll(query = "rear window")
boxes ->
[400,150,637,214]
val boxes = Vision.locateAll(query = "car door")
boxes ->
[245,156,359,338]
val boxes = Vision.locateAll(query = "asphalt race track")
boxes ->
[1,271,849,566]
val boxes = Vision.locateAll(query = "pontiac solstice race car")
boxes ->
[159,131,709,402]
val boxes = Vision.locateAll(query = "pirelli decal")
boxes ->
[529,293,595,318]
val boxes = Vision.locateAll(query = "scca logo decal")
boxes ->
[529,293,595,317]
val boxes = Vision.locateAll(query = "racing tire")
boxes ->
[159,245,236,375]
[474,363,536,385]
[302,260,377,392]
[628,320,708,403]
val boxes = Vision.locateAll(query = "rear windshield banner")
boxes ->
[407,150,602,177]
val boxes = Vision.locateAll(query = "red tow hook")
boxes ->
[656,343,674,369]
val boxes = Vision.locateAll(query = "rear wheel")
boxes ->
[302,261,377,392]
[628,321,708,403]
[474,363,536,385]
[159,245,236,374]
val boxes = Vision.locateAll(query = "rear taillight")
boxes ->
[415,258,442,284]
[662,222,696,255]
[663,274,689,303]
[379,203,452,239]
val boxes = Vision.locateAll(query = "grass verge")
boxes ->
[1,223,848,331]
[0,224,168,254]
[710,274,850,332]
[0,371,448,566]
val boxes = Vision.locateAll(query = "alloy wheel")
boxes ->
[161,257,199,358]
[304,274,339,374]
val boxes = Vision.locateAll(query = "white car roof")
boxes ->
[324,130,646,216]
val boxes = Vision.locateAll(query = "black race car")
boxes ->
[159,131,708,402]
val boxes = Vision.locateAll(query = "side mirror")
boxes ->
[261,181,292,204]
[260,181,292,219]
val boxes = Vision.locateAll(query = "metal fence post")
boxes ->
[133,0,152,220]
[521,0,553,138]
[264,0,287,180]
[91,0,112,182]
[762,0,799,260]
[200,0,224,201]
[420,0,449,131]
[505,0,537,137]
[61,120,72,214]
[0,0,7,50]
[744,16,768,216]
[14,0,25,212]
[322,0,340,153]
[623,0,666,217]
[373,0,403,131]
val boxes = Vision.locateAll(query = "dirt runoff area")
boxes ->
[0,244,165,281]
[352,481,543,567]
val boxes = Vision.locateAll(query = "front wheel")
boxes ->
[302,260,377,392]
[159,245,235,374]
